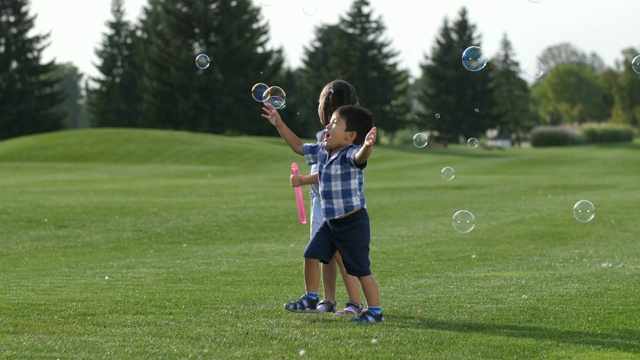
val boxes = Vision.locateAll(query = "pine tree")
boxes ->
[490,33,531,138]
[416,7,496,142]
[137,0,283,134]
[90,0,141,127]
[301,0,410,141]
[0,0,65,140]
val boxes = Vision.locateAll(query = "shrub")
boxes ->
[579,124,634,143]
[529,126,581,147]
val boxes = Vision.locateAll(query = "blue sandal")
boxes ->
[350,309,384,323]
[284,294,320,313]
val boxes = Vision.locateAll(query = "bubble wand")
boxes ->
[291,162,307,224]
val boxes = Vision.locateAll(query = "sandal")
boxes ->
[350,309,384,323]
[316,299,336,313]
[284,294,320,313]
[335,301,364,316]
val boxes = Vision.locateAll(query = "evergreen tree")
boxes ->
[0,0,65,140]
[416,7,496,143]
[90,0,141,127]
[51,62,83,129]
[490,33,531,137]
[301,0,410,142]
[137,0,283,134]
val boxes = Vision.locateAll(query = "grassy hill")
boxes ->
[1,128,639,359]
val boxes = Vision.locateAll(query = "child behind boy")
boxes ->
[262,103,384,323]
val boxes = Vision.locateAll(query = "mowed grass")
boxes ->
[0,128,639,359]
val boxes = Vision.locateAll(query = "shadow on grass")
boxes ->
[395,315,640,353]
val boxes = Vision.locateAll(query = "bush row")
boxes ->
[529,124,636,147]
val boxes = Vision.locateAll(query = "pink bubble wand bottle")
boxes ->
[291,162,307,224]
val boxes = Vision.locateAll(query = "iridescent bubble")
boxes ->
[573,200,595,223]
[461,46,488,72]
[452,210,476,233]
[195,53,210,70]
[467,138,479,149]
[435,113,441,119]
[263,86,286,109]
[441,166,455,181]
[523,59,545,79]
[251,83,269,102]
[632,55,640,74]
[412,133,428,148]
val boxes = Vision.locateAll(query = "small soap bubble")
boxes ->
[299,349,306,356]
[263,86,286,109]
[441,166,455,181]
[412,133,428,148]
[632,55,640,74]
[461,46,488,72]
[452,210,476,233]
[523,59,545,79]
[467,138,479,149]
[435,113,441,119]
[251,83,269,102]
[195,53,210,69]
[573,200,595,223]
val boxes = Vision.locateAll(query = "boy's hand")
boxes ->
[290,174,303,187]
[261,103,281,127]
[364,127,377,147]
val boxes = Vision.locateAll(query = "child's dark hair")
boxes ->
[318,80,359,127]
[335,105,374,146]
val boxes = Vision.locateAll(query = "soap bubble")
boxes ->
[195,54,210,69]
[412,133,429,148]
[461,46,488,72]
[467,138,479,149]
[441,166,455,181]
[263,86,286,109]
[632,55,640,74]
[251,83,269,102]
[573,200,595,223]
[302,1,318,15]
[523,59,545,79]
[452,210,476,233]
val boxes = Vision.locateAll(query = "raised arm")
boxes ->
[355,127,377,165]
[261,104,304,155]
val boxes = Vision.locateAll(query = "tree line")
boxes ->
[1,0,639,142]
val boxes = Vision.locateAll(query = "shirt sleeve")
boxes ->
[303,143,319,165]
[347,146,367,170]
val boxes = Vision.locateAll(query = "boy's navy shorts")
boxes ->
[304,208,371,277]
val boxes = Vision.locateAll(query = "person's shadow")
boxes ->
[396,316,639,353]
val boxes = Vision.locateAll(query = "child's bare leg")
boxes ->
[335,252,361,304]
[304,257,320,294]
[358,274,381,307]
[321,258,337,301]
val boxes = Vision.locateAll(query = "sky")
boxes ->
[29,0,640,81]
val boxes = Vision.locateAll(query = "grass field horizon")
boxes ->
[1,128,639,359]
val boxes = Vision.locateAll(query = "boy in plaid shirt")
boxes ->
[262,103,383,323]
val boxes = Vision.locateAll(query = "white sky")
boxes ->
[29,0,640,81]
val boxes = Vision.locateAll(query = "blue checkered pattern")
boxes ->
[303,143,367,220]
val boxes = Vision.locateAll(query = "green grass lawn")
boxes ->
[0,128,639,359]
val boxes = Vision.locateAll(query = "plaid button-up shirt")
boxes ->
[303,142,367,221]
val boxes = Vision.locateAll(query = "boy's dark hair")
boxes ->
[318,80,359,126]
[336,105,374,146]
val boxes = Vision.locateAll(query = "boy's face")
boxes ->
[324,113,355,151]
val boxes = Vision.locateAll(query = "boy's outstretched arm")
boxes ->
[355,127,377,165]
[261,104,304,155]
